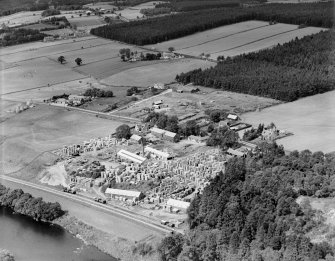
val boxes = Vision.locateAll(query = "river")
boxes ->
[0,207,116,261]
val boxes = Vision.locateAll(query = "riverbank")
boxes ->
[54,214,160,261]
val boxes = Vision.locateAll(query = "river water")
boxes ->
[0,207,116,261]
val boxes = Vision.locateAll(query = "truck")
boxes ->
[94,197,106,204]
[63,187,76,194]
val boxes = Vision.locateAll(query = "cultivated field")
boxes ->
[101,58,215,87]
[146,21,326,60]
[0,103,124,174]
[115,84,280,120]
[67,15,106,30]
[242,90,335,153]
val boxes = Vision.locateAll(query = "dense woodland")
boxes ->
[158,144,335,260]
[155,1,240,12]
[0,28,45,47]
[0,0,91,15]
[91,2,332,45]
[0,184,64,222]
[177,30,335,101]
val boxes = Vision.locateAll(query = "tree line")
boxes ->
[155,1,240,12]
[0,28,46,47]
[176,30,335,102]
[158,143,335,260]
[0,184,64,222]
[91,2,333,45]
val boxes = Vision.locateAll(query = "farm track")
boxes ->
[178,24,271,51]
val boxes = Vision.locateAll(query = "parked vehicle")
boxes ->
[94,197,106,204]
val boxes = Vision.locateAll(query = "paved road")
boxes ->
[0,175,177,238]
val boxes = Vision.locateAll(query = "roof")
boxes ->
[150,127,165,134]
[164,131,177,138]
[188,135,207,141]
[154,100,163,105]
[105,188,142,198]
[167,199,190,209]
[145,146,170,158]
[227,148,245,157]
[227,114,238,120]
[130,134,142,142]
[117,149,146,164]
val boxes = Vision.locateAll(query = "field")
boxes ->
[0,11,43,26]
[242,90,335,153]
[119,1,165,20]
[146,21,326,59]
[115,83,280,120]
[101,58,215,87]
[67,15,106,30]
[83,2,116,10]
[0,103,124,175]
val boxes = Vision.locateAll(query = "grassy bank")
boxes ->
[54,214,160,261]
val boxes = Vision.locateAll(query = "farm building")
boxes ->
[162,52,176,59]
[227,114,239,121]
[164,131,178,142]
[166,198,190,211]
[154,83,166,89]
[105,188,144,202]
[150,127,165,138]
[130,134,144,144]
[117,149,146,165]
[226,148,246,158]
[145,146,173,160]
[68,95,91,106]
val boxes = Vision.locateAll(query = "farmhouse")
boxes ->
[105,188,144,202]
[117,149,146,165]
[145,146,173,160]
[162,52,176,59]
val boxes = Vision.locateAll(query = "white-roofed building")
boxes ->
[226,148,246,158]
[227,114,239,121]
[145,146,173,160]
[117,149,146,165]
[166,198,190,211]
[105,188,143,202]
[130,134,144,144]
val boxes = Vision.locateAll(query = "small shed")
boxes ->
[130,134,144,144]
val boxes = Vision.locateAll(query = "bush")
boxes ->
[83,88,113,97]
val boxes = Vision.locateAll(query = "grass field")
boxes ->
[242,90,335,153]
[0,103,124,174]
[146,21,326,60]
[101,58,215,87]
[0,11,43,26]
[67,15,106,30]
